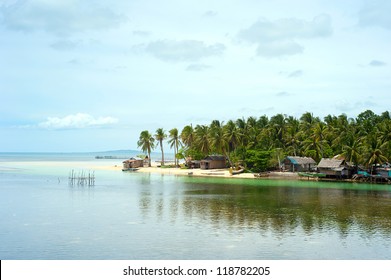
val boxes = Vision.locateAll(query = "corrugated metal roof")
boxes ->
[286,156,316,165]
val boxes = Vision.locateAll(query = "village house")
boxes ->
[376,163,391,178]
[317,158,353,178]
[283,156,316,172]
[122,157,144,169]
[185,157,201,169]
[200,155,227,170]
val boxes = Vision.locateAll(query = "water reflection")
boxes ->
[136,175,391,239]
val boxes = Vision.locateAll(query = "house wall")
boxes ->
[283,159,314,172]
[318,168,338,176]
[200,160,226,169]
[283,159,294,171]
[123,160,144,169]
[209,160,226,169]
[318,167,353,178]
[131,160,144,168]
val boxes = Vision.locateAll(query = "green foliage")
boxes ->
[244,150,272,172]
[184,148,205,160]
[137,130,155,167]
[137,110,390,169]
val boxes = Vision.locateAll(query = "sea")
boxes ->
[0,152,390,260]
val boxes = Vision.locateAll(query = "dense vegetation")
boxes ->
[137,110,391,172]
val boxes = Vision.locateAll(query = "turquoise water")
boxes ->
[0,153,390,259]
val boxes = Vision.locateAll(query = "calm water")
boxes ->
[1,153,390,260]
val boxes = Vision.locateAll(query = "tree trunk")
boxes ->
[160,140,165,166]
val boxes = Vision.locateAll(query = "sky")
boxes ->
[1,0,390,152]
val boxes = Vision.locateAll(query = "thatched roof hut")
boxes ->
[122,157,144,169]
[200,155,227,170]
[318,158,353,178]
[284,156,316,172]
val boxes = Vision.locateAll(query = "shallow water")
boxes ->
[0,154,390,259]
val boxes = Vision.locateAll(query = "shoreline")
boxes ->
[127,165,299,180]
[3,160,388,184]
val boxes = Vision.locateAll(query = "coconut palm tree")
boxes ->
[208,120,225,153]
[223,120,241,153]
[285,116,300,156]
[194,124,210,156]
[268,114,287,149]
[377,119,391,160]
[155,128,167,166]
[137,130,155,167]
[168,128,181,166]
[181,125,194,149]
[364,133,388,174]
[208,120,232,166]
[341,125,364,168]
[302,122,328,162]
[299,112,319,140]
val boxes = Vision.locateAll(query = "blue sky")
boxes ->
[1,0,390,152]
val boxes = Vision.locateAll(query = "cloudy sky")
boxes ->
[1,0,390,152]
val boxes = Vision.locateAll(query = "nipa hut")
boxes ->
[317,158,353,178]
[283,156,316,172]
[122,157,144,169]
[200,155,227,170]
[185,157,201,169]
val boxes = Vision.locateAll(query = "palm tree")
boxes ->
[155,128,167,166]
[223,120,241,153]
[235,118,249,148]
[339,125,363,170]
[168,128,181,166]
[268,114,287,149]
[329,114,355,156]
[302,122,328,162]
[299,112,319,140]
[377,119,391,160]
[137,130,155,167]
[365,134,388,174]
[181,125,194,149]
[285,116,300,156]
[194,125,210,156]
[208,120,233,166]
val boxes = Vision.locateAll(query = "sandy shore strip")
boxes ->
[127,165,299,180]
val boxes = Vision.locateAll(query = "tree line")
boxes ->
[137,110,390,172]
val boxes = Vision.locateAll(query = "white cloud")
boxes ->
[287,70,304,78]
[369,60,386,67]
[238,14,332,57]
[50,39,79,51]
[335,100,377,112]
[203,10,217,17]
[256,40,304,57]
[276,91,290,97]
[144,40,225,62]
[358,1,391,30]
[133,30,151,37]
[38,113,118,129]
[186,64,211,71]
[0,0,126,36]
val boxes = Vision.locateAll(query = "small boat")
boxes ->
[298,172,326,178]
[229,167,244,175]
[254,172,269,178]
[122,168,139,172]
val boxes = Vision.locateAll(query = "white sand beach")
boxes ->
[121,162,299,180]
[136,166,255,178]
